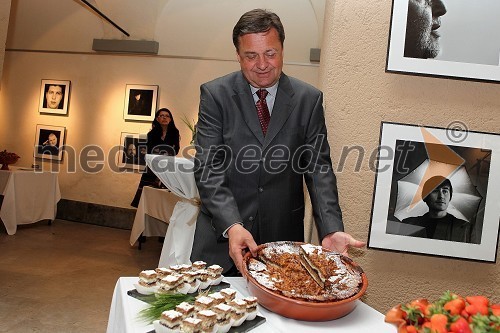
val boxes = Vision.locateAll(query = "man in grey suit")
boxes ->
[191,9,365,275]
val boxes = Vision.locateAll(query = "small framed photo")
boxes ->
[38,79,71,115]
[368,122,500,263]
[386,0,500,83]
[123,84,158,121]
[34,124,66,161]
[118,132,147,171]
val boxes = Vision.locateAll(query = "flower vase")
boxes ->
[1,163,8,170]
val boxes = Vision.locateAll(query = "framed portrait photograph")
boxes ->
[34,124,66,161]
[118,132,147,171]
[38,79,71,115]
[386,0,500,83]
[368,122,500,263]
[123,84,158,121]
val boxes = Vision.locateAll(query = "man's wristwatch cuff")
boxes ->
[222,222,243,238]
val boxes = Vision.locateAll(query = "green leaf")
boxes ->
[179,114,197,144]
[138,293,195,324]
[401,304,424,326]
[436,290,457,306]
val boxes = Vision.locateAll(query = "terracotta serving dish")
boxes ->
[241,242,368,321]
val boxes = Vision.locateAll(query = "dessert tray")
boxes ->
[127,262,266,333]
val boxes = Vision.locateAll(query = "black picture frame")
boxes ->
[368,122,499,263]
[123,84,158,121]
[119,132,147,171]
[34,124,66,161]
[386,0,500,83]
[38,79,71,115]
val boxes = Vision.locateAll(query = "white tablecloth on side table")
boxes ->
[0,168,61,235]
[145,155,200,267]
[129,186,179,246]
[106,277,395,333]
[0,170,10,192]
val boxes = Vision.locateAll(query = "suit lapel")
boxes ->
[263,74,294,150]
[231,72,295,148]
[232,72,265,145]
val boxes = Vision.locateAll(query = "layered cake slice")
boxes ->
[181,317,203,333]
[196,309,217,332]
[158,310,183,330]
[158,274,184,293]
[175,301,195,319]
[138,270,158,288]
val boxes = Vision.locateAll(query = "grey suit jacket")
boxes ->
[191,71,343,272]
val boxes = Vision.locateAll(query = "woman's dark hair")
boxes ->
[151,107,178,133]
[232,9,285,52]
[147,108,180,156]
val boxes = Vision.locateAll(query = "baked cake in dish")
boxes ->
[246,241,363,301]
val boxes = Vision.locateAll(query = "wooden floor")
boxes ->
[0,219,163,333]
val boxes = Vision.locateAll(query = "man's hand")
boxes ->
[227,224,258,273]
[321,231,366,256]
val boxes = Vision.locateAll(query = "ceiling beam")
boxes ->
[79,0,130,37]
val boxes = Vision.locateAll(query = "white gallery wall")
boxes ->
[0,1,11,85]
[0,0,323,207]
[320,0,499,313]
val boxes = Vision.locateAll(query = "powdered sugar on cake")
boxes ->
[246,241,363,301]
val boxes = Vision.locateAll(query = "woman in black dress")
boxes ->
[131,108,180,207]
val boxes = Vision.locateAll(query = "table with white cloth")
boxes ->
[145,155,199,268]
[129,186,180,246]
[0,167,61,235]
[106,276,395,333]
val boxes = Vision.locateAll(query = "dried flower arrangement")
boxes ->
[0,150,20,170]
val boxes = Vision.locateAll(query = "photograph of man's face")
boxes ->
[47,133,58,146]
[404,0,447,59]
[38,130,60,147]
[122,137,140,165]
[37,129,61,156]
[385,140,489,245]
[120,135,146,168]
[44,84,65,109]
[388,0,500,83]
[126,143,136,158]
[423,181,451,214]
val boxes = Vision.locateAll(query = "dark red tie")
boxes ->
[256,89,270,135]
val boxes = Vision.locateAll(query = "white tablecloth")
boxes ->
[129,186,179,246]
[145,155,200,267]
[0,170,10,191]
[106,277,395,333]
[0,168,61,235]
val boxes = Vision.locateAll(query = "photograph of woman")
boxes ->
[127,89,153,116]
